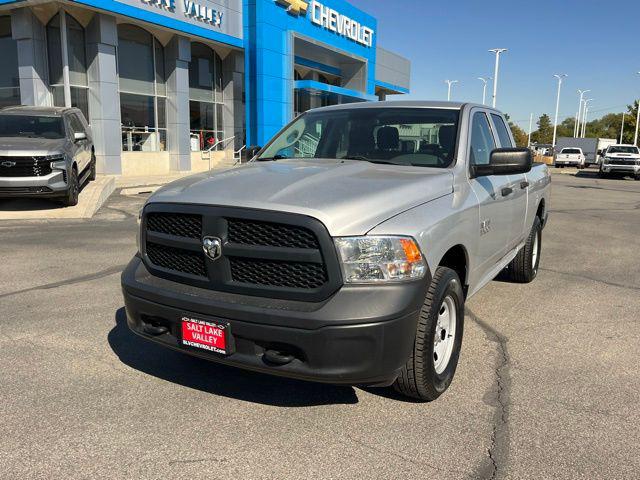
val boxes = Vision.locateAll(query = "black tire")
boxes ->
[505,216,542,283]
[635,174,640,181]
[393,267,465,401]
[89,152,96,181]
[62,167,79,207]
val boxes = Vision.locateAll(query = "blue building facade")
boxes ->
[0,0,410,175]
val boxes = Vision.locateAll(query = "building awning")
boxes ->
[374,80,410,96]
[294,80,377,102]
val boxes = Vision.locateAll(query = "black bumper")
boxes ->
[121,256,430,386]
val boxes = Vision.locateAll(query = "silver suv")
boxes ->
[0,106,95,206]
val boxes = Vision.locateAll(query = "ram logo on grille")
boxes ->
[202,236,223,261]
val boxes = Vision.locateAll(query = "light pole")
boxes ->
[574,89,590,137]
[489,48,507,108]
[478,77,491,105]
[445,79,458,101]
[527,112,533,147]
[634,72,640,146]
[581,99,593,138]
[552,74,567,148]
[620,112,626,143]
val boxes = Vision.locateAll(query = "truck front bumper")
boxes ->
[121,256,430,386]
[0,171,68,198]
[601,164,640,174]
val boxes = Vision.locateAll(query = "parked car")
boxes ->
[599,144,640,180]
[0,106,95,206]
[121,101,551,401]
[555,147,586,169]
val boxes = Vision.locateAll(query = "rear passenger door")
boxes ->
[490,113,528,249]
[67,113,90,171]
[468,110,512,272]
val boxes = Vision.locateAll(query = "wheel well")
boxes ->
[536,199,545,219]
[438,245,468,292]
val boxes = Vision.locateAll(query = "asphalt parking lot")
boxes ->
[1,169,639,479]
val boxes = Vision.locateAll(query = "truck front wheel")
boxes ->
[393,267,465,401]
[505,217,542,283]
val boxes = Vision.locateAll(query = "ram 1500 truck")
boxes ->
[121,101,551,401]
[599,144,640,180]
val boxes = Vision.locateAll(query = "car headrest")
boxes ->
[438,125,456,152]
[377,126,400,150]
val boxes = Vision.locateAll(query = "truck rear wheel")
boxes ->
[393,267,464,401]
[505,216,542,283]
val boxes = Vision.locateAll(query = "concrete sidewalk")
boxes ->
[0,176,115,220]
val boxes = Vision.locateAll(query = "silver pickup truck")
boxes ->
[121,101,550,401]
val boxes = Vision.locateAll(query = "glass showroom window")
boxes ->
[0,16,20,108]
[117,24,166,152]
[189,42,224,151]
[46,13,89,119]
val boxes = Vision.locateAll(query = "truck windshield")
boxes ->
[561,148,581,154]
[608,146,639,154]
[258,108,460,168]
[0,114,66,139]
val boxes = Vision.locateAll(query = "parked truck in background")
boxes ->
[555,148,586,168]
[554,137,617,167]
[121,101,551,402]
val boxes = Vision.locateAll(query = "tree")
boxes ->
[531,114,553,144]
[509,122,528,147]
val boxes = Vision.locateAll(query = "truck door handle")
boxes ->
[520,181,530,189]
[501,187,514,197]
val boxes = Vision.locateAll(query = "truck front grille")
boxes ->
[147,212,202,239]
[227,219,319,249]
[0,156,53,177]
[229,258,328,289]
[146,242,207,277]
[141,205,342,301]
[608,159,635,166]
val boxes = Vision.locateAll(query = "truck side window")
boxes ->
[470,112,495,166]
[490,114,514,148]
[68,114,85,135]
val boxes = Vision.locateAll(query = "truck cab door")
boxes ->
[467,110,512,272]
[489,113,529,250]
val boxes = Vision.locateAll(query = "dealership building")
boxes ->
[0,0,410,176]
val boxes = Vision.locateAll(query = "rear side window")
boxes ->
[470,112,496,166]
[68,114,85,135]
[490,114,513,148]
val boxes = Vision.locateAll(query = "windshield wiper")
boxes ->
[341,156,401,166]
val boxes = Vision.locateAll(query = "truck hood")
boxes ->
[0,136,67,156]
[149,159,454,236]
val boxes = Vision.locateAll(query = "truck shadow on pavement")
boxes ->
[109,308,359,407]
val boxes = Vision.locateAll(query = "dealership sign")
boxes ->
[276,0,374,47]
[141,0,224,26]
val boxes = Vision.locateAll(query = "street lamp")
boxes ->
[552,74,567,148]
[477,77,492,105]
[620,112,626,143]
[581,99,593,138]
[575,89,590,137]
[489,48,507,108]
[445,79,459,101]
[527,112,533,147]
[634,72,640,146]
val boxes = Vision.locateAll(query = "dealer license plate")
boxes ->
[181,317,229,355]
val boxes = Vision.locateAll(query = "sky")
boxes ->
[349,0,640,130]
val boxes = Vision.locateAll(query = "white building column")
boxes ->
[11,8,51,107]
[86,13,122,174]
[165,35,191,172]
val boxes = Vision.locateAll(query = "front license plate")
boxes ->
[181,317,229,355]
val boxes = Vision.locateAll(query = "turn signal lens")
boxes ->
[334,236,427,284]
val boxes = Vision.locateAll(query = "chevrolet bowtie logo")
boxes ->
[276,0,308,16]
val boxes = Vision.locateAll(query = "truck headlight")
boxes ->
[48,155,67,169]
[334,236,427,283]
[136,209,142,252]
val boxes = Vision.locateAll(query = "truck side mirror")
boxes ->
[74,132,87,142]
[472,148,533,178]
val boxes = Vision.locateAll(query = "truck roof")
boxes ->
[310,100,498,113]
